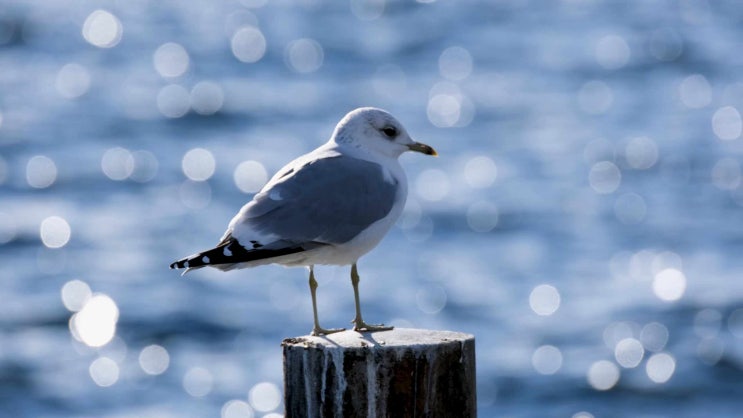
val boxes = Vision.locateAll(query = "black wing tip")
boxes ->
[169,243,231,272]
[169,256,196,270]
[170,238,311,272]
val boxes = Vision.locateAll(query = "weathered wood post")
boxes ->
[282,328,476,417]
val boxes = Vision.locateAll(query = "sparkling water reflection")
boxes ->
[26,156,57,189]
[82,10,122,49]
[3,1,743,417]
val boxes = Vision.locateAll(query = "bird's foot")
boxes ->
[352,319,394,333]
[310,326,346,336]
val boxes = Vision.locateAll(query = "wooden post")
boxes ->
[282,328,476,418]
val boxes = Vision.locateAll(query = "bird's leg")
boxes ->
[350,263,393,333]
[308,266,345,336]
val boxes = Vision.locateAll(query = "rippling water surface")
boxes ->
[2,1,743,417]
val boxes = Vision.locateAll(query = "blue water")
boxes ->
[2,0,743,417]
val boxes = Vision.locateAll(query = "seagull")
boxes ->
[169,107,437,335]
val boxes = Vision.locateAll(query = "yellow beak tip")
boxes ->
[409,142,438,156]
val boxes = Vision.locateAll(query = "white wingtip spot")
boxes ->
[184,261,190,268]
[202,255,210,263]
[223,246,232,256]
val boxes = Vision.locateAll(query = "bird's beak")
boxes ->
[407,141,438,156]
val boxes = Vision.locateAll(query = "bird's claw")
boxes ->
[352,319,394,333]
[310,326,346,336]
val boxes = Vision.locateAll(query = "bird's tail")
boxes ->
[169,237,311,273]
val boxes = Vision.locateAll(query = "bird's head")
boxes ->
[331,107,437,159]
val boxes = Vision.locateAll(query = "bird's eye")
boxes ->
[381,126,398,138]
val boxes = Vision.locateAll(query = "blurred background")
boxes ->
[2,0,743,417]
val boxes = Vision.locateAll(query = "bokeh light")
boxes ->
[439,46,473,81]
[614,338,644,368]
[531,345,563,375]
[624,137,658,170]
[56,63,91,99]
[231,26,266,63]
[415,285,447,314]
[466,201,499,232]
[589,161,621,194]
[629,249,657,279]
[679,74,711,109]
[428,95,460,128]
[234,160,268,193]
[82,10,122,48]
[182,148,216,181]
[154,42,189,78]
[712,106,742,141]
[645,353,675,383]
[350,0,385,21]
[26,155,58,189]
[72,294,119,347]
[101,147,134,181]
[595,35,630,70]
[183,367,214,397]
[61,279,92,312]
[130,150,159,183]
[587,360,620,391]
[427,82,475,128]
[464,156,497,188]
[222,400,255,418]
[89,357,120,387]
[157,84,191,118]
[639,322,669,352]
[139,345,170,375]
[191,81,224,116]
[0,212,17,244]
[529,284,560,316]
[285,38,324,74]
[652,268,686,302]
[40,216,71,248]
[249,381,281,412]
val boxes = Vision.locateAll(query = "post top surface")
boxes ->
[282,327,474,349]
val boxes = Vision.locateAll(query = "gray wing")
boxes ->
[233,155,399,245]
